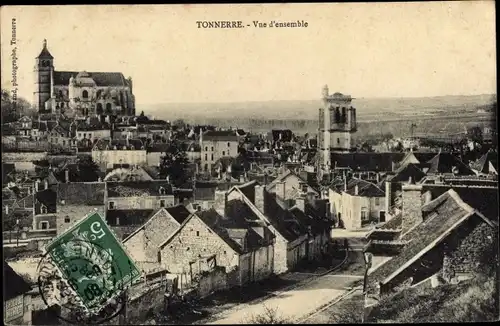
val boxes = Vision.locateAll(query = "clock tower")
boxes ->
[33,39,54,112]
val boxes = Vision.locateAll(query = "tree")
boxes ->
[76,155,100,182]
[139,110,145,117]
[467,126,483,144]
[159,141,189,187]
[172,119,186,130]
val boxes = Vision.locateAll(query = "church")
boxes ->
[33,39,136,116]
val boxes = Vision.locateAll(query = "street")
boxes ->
[204,272,363,324]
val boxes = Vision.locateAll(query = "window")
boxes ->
[211,146,214,151]
[40,221,49,230]
[160,199,165,208]
[64,217,70,223]
[227,142,230,147]
[361,209,368,221]
[301,183,308,192]
[106,103,112,113]
[82,90,89,99]
[205,154,208,160]
[109,202,116,210]
[205,146,208,151]
[337,138,340,145]
[41,205,47,214]
[375,197,380,206]
[78,133,82,138]
[196,231,200,236]
[211,154,214,161]
[222,151,225,156]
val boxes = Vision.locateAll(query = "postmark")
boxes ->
[36,212,141,324]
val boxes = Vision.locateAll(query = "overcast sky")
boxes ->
[1,2,496,105]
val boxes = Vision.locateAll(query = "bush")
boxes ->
[247,305,289,324]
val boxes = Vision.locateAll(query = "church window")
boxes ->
[82,90,89,99]
[205,154,207,160]
[334,107,341,123]
[96,103,103,114]
[211,147,214,151]
[342,107,347,123]
[211,154,214,161]
[205,147,208,151]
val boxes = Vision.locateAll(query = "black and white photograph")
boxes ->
[1,2,498,325]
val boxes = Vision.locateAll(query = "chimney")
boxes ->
[263,173,268,185]
[44,179,49,190]
[5,205,9,215]
[295,196,306,212]
[254,185,265,213]
[354,185,359,196]
[214,189,226,216]
[116,216,120,226]
[275,181,286,201]
[376,173,380,184]
[401,183,424,235]
[385,181,392,213]
[65,169,69,183]
[423,190,433,205]
[344,177,347,192]
[35,180,40,192]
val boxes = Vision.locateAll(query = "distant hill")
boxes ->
[141,94,497,122]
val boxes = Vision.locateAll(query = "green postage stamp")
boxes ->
[44,212,141,313]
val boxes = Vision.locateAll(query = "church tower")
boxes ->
[33,39,54,112]
[318,85,357,172]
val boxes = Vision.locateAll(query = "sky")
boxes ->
[1,2,497,106]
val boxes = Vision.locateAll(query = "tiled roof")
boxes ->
[3,261,32,300]
[422,184,499,224]
[57,182,105,205]
[426,152,475,175]
[35,189,57,213]
[236,180,257,203]
[345,178,385,197]
[106,181,173,197]
[53,71,128,87]
[106,209,155,226]
[389,163,426,183]
[76,121,111,131]
[202,130,238,142]
[472,151,498,174]
[269,129,294,142]
[165,205,191,224]
[367,189,493,292]
[331,152,406,172]
[146,143,170,153]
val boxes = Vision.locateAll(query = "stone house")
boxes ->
[16,116,32,137]
[4,261,32,325]
[200,130,239,173]
[92,138,146,169]
[329,178,386,230]
[105,181,176,211]
[75,121,111,143]
[55,182,106,235]
[158,207,275,287]
[48,124,72,149]
[365,182,498,299]
[123,205,191,264]
[266,169,320,203]
[225,180,331,274]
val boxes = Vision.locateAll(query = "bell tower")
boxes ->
[318,85,357,173]
[34,39,54,112]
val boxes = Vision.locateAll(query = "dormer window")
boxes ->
[41,205,47,214]
[109,201,115,210]
[159,187,166,195]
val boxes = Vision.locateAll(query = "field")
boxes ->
[142,94,496,138]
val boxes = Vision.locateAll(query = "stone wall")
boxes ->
[273,237,288,274]
[197,267,228,298]
[442,216,497,282]
[125,283,165,324]
[159,215,238,274]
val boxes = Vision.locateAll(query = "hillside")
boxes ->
[142,94,496,122]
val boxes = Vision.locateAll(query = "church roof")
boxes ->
[36,40,53,59]
[53,71,129,87]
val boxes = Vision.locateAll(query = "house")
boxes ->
[105,209,155,240]
[92,138,146,169]
[33,185,57,231]
[266,169,320,203]
[105,181,176,211]
[103,166,154,181]
[226,181,331,274]
[425,151,475,176]
[182,141,202,163]
[48,124,72,149]
[75,120,111,142]
[123,205,191,264]
[55,182,106,235]
[329,178,385,230]
[4,261,32,325]
[158,207,275,287]
[145,143,170,167]
[16,116,33,137]
[200,130,239,173]
[365,182,498,299]
[331,152,406,176]
[470,150,498,176]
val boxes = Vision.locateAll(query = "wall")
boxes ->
[75,129,111,142]
[106,195,175,210]
[198,267,229,298]
[442,217,497,282]
[92,149,147,168]
[329,189,342,223]
[56,205,105,235]
[124,209,181,262]
[33,214,57,231]
[2,152,48,171]
[146,152,162,167]
[251,244,274,282]
[200,140,238,172]
[125,282,165,323]
[159,215,238,275]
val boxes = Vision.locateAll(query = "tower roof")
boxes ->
[36,39,54,59]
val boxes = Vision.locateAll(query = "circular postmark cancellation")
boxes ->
[37,238,134,324]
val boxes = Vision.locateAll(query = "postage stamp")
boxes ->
[37,212,141,322]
